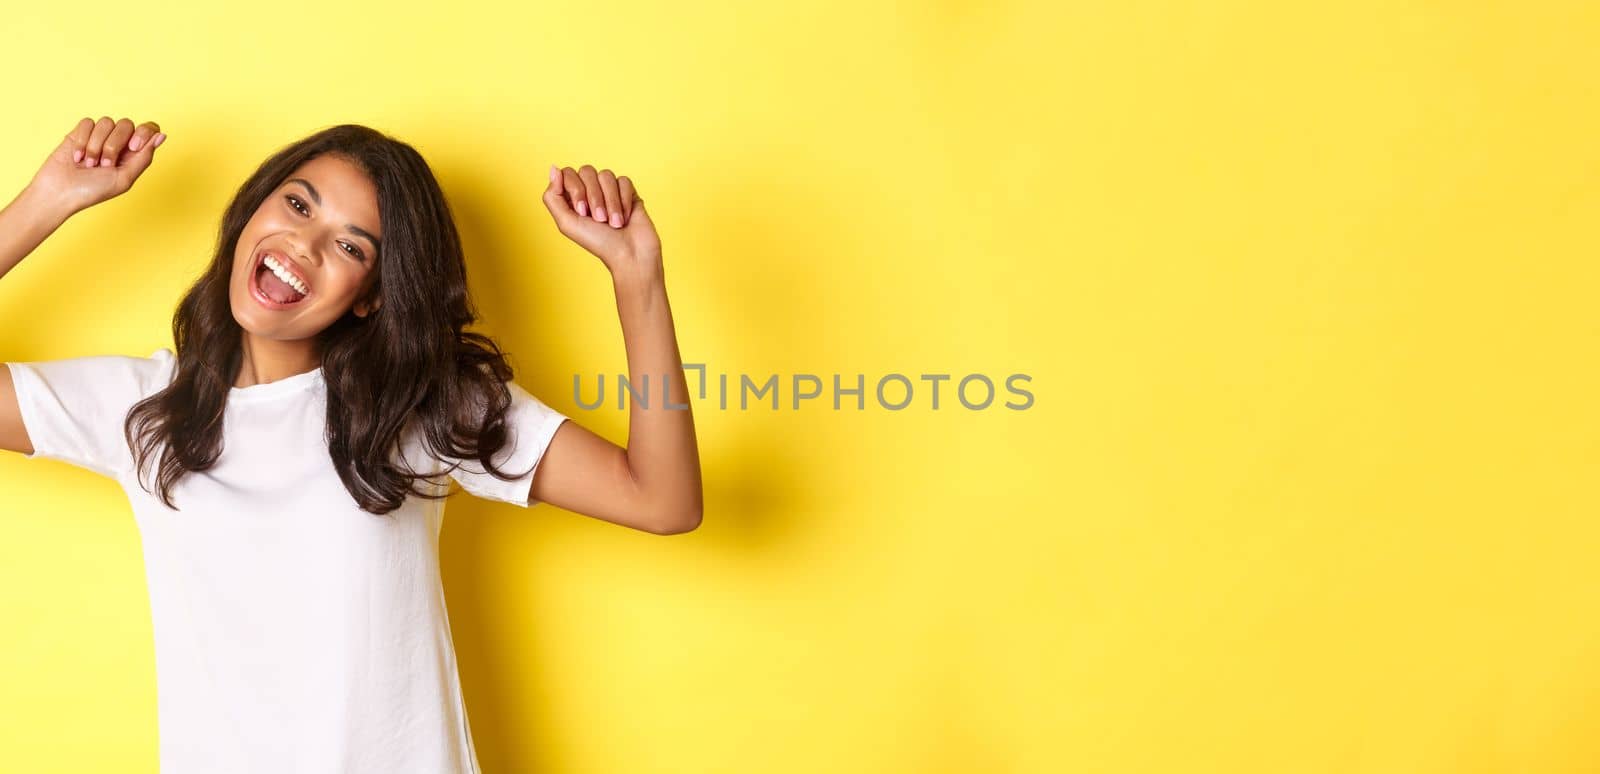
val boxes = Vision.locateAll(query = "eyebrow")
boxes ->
[286,178,382,258]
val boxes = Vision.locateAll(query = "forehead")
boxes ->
[284,155,382,237]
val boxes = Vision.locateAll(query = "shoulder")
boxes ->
[8,346,178,405]
[137,347,179,394]
[3,347,180,479]
[105,346,177,394]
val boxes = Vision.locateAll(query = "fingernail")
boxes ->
[152,133,166,148]
[129,136,142,151]
[610,212,622,227]
[549,165,558,184]
[100,157,112,167]
[72,149,83,162]
[595,206,606,221]
[577,200,588,217]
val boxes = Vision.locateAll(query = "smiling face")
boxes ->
[230,153,384,340]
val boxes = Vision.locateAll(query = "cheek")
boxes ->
[320,264,372,302]
[233,216,273,267]
[232,250,255,286]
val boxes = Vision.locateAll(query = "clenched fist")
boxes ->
[544,164,663,285]
[28,116,166,216]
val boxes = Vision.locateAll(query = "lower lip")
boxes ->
[249,254,310,311]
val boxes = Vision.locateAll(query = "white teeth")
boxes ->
[262,255,308,296]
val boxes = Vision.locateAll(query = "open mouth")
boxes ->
[250,251,311,308]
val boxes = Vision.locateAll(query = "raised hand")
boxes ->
[28,116,166,216]
[542,164,663,284]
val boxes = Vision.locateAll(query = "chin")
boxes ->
[231,289,307,335]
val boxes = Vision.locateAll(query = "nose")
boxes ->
[285,237,318,268]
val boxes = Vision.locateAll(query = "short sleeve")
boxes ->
[4,348,176,480]
[446,381,570,508]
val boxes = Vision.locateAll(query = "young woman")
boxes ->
[0,116,703,773]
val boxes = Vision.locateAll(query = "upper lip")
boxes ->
[257,248,313,294]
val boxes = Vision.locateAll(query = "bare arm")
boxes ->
[0,185,73,283]
[524,165,704,535]
[1,116,166,456]
[0,185,77,454]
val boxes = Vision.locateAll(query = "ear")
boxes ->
[355,296,383,317]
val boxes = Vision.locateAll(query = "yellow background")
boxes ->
[2,2,1597,772]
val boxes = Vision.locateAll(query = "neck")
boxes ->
[235,334,319,388]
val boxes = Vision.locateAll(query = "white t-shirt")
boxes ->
[5,347,570,774]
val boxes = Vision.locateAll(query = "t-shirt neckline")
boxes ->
[228,366,324,402]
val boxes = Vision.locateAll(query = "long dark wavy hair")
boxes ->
[123,124,533,515]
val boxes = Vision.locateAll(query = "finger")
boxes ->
[544,164,569,212]
[126,120,161,153]
[542,165,583,232]
[61,117,94,164]
[627,193,652,230]
[577,165,605,223]
[116,129,164,188]
[561,167,588,218]
[597,169,623,228]
[100,118,135,167]
[83,116,115,168]
[617,175,637,225]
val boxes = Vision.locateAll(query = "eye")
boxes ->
[285,194,364,260]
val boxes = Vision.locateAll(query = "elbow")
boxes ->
[650,504,703,535]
